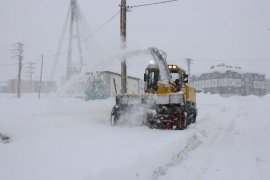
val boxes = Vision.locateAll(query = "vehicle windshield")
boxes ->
[171,72,180,82]
[147,70,159,90]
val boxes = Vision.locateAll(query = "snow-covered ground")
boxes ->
[0,93,270,180]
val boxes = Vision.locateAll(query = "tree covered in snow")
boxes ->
[57,72,106,100]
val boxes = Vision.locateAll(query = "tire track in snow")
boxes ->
[151,108,221,180]
[156,104,238,180]
[188,107,237,180]
[152,133,202,180]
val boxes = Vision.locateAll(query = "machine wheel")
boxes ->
[192,114,197,124]
[175,110,187,130]
[191,107,197,124]
[187,115,191,125]
[180,118,187,130]
[110,105,119,126]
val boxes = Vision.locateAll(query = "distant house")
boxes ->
[265,80,270,94]
[0,81,8,93]
[7,79,57,93]
[190,63,266,96]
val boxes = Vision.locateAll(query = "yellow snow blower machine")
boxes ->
[111,48,197,129]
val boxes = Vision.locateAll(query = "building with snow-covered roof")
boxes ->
[190,63,266,96]
[265,80,270,94]
[83,71,144,100]
[6,79,57,94]
[0,81,8,93]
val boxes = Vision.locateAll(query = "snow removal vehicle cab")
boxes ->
[111,48,197,129]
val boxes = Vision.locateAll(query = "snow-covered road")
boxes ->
[160,95,270,180]
[0,93,269,180]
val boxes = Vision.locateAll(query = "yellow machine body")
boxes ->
[146,63,197,104]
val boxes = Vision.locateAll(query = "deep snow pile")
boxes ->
[0,93,270,180]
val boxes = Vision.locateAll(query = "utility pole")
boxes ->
[38,55,44,99]
[14,42,24,98]
[185,58,193,77]
[118,0,178,94]
[121,60,127,94]
[25,62,35,92]
[67,0,84,81]
[120,0,127,94]
[120,0,127,49]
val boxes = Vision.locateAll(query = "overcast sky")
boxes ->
[0,0,270,81]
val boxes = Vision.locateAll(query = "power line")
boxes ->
[185,58,194,77]
[38,55,44,99]
[24,56,42,64]
[91,10,120,36]
[44,49,68,58]
[0,52,12,57]
[0,48,11,52]
[128,0,179,8]
[0,49,12,54]
[0,63,18,67]
[13,42,24,98]
[24,62,35,80]
[0,43,12,47]
[44,10,121,59]
[46,0,177,80]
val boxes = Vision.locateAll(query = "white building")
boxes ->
[101,71,143,97]
[265,80,270,94]
[190,64,266,96]
[84,71,143,100]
